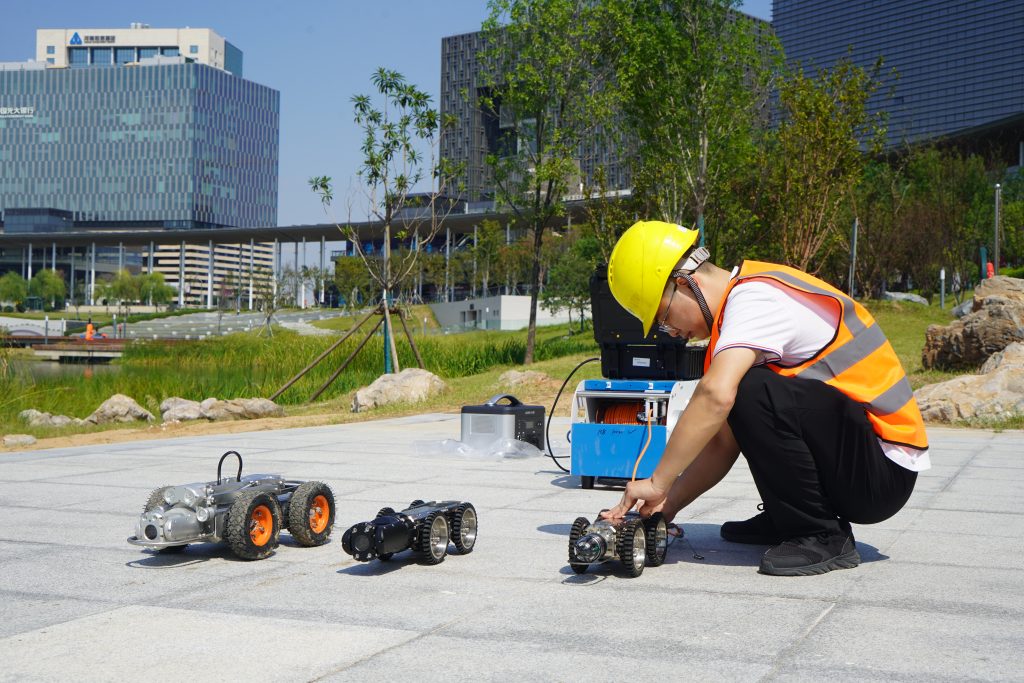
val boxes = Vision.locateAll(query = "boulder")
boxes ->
[85,394,155,424]
[18,409,83,428]
[160,397,204,423]
[883,291,929,305]
[352,368,447,413]
[915,342,1024,423]
[952,299,973,318]
[498,370,551,387]
[922,276,1024,370]
[3,434,36,448]
[972,275,1024,310]
[200,398,285,421]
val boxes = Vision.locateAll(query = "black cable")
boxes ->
[545,357,601,473]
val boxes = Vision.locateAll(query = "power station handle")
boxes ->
[218,450,244,483]
[485,394,522,407]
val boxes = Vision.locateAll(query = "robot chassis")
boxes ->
[128,451,335,560]
[342,500,478,565]
[568,511,668,577]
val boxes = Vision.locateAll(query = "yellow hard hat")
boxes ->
[608,220,700,336]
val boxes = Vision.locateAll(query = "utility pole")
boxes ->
[994,183,1002,276]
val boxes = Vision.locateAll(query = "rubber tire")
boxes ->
[373,505,397,558]
[644,512,668,567]
[568,516,591,574]
[226,490,281,560]
[287,481,335,547]
[418,512,449,565]
[580,476,595,490]
[617,519,646,578]
[451,503,478,554]
[143,486,188,553]
[409,499,426,509]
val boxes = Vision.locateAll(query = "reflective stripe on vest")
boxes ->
[704,261,928,450]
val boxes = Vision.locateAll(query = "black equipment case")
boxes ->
[590,265,706,380]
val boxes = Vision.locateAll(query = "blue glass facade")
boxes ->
[0,62,279,229]
[773,0,1024,147]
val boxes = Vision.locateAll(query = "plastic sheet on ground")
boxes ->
[413,437,544,460]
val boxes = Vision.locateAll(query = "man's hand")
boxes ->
[600,477,667,520]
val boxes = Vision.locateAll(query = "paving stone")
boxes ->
[1,414,1021,680]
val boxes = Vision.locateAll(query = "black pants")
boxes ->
[727,367,918,537]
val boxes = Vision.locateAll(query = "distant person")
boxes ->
[85,320,95,341]
[986,261,995,278]
[601,220,929,576]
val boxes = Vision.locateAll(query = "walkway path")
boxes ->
[1,417,1021,680]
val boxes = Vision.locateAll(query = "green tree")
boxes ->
[29,269,67,309]
[541,232,600,332]
[333,255,377,309]
[138,272,176,309]
[479,0,617,362]
[311,68,460,372]
[0,272,28,309]
[611,0,774,251]
[472,219,505,297]
[762,57,886,273]
[901,149,992,302]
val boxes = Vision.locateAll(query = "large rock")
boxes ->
[160,397,204,423]
[883,291,929,305]
[199,398,285,421]
[3,434,37,448]
[915,342,1024,423]
[922,276,1024,370]
[352,368,447,413]
[972,275,1024,309]
[498,370,551,387]
[85,394,155,424]
[18,409,84,428]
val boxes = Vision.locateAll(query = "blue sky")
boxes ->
[1,0,773,228]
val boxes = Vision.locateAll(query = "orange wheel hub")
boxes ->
[308,495,330,533]
[249,504,273,546]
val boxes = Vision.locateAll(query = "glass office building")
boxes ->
[773,0,1024,155]
[0,60,279,230]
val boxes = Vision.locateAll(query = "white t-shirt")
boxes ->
[714,274,931,472]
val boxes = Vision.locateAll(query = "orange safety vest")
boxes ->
[704,261,928,450]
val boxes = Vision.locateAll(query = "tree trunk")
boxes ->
[524,224,544,364]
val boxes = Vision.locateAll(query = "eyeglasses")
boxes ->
[656,282,678,334]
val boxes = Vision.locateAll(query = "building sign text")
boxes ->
[0,106,35,119]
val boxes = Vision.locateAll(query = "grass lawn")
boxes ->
[309,304,441,334]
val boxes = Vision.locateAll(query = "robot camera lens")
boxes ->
[352,534,371,553]
[144,524,158,540]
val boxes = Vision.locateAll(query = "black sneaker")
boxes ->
[720,507,784,545]
[758,531,860,576]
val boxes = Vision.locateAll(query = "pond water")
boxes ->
[6,357,122,381]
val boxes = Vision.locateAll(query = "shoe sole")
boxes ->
[758,548,861,576]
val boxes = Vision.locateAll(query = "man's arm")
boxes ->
[603,347,758,518]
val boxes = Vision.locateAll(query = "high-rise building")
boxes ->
[440,12,773,203]
[1,25,278,229]
[0,25,279,306]
[440,30,630,203]
[773,0,1024,163]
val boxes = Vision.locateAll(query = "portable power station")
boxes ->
[461,394,545,450]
